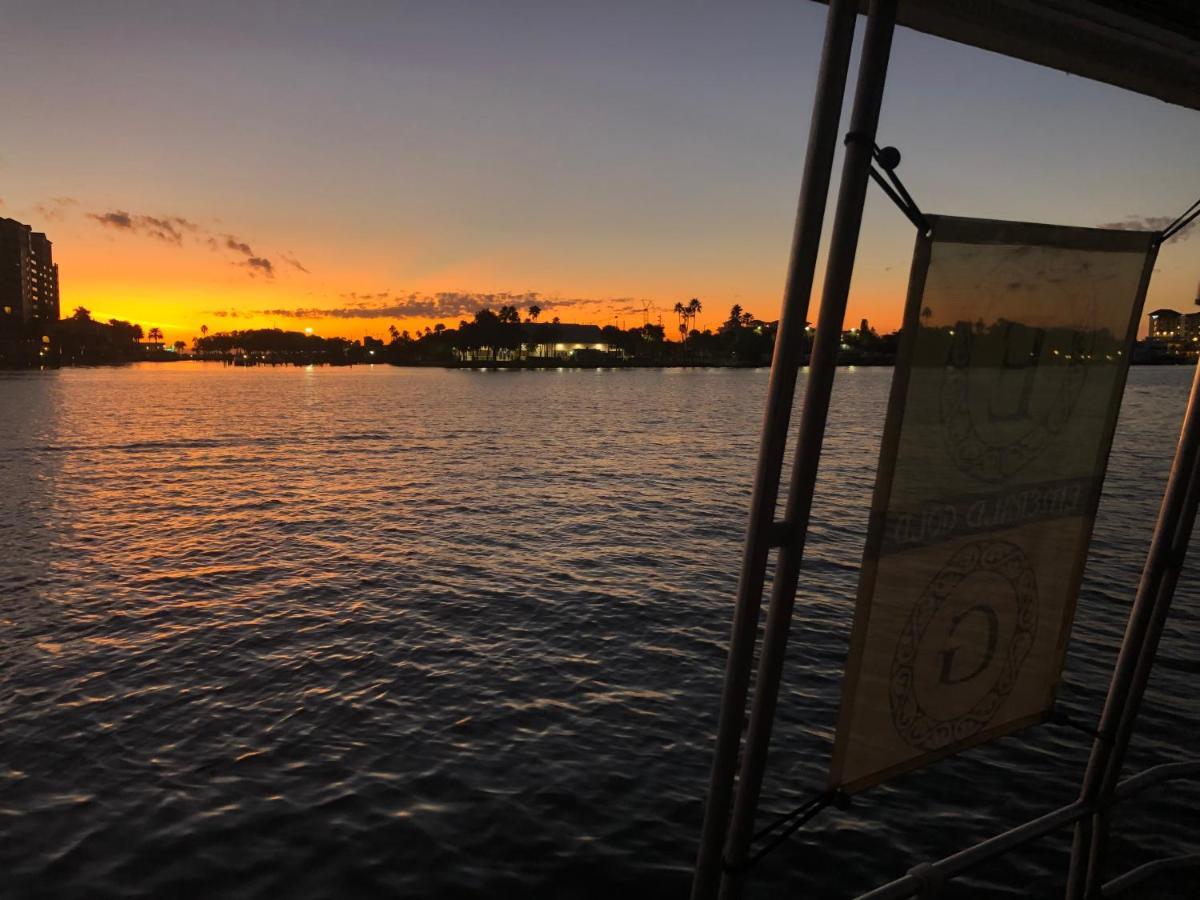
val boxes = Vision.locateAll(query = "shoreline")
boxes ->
[3,357,1196,372]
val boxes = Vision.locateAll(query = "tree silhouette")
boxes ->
[147,327,163,345]
[72,306,91,321]
[527,304,541,323]
[389,324,400,340]
[674,301,687,342]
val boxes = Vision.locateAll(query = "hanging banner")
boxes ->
[830,216,1158,793]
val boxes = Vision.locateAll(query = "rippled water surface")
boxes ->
[0,363,1196,899]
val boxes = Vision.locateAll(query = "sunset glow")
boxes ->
[3,2,1198,346]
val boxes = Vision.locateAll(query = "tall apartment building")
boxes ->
[1147,307,1200,359]
[0,217,60,339]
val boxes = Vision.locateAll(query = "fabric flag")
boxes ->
[830,216,1158,792]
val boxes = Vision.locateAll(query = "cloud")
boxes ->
[242,256,275,278]
[1099,214,1196,242]
[83,207,295,281]
[281,251,310,274]
[340,291,391,303]
[33,196,78,223]
[87,209,196,244]
[225,236,254,256]
[217,234,275,279]
[609,300,657,315]
[245,291,626,321]
[90,210,133,229]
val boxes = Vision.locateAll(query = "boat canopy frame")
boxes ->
[691,1,1200,898]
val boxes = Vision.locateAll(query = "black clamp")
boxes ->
[723,788,844,876]
[846,133,932,236]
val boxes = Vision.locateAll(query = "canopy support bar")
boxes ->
[689,1,859,897]
[1068,354,1200,898]
[719,2,897,897]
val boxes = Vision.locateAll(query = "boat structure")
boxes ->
[691,2,1200,898]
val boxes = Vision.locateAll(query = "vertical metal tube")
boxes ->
[1066,357,1200,899]
[719,1,898,896]
[690,3,858,898]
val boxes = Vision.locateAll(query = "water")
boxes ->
[0,363,1195,899]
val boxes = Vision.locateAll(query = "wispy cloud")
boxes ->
[242,256,275,278]
[33,196,78,223]
[1099,214,1197,242]
[225,236,254,256]
[221,234,275,279]
[84,208,285,278]
[244,291,631,320]
[609,301,657,315]
[281,251,310,274]
[87,209,197,244]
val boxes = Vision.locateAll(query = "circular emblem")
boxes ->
[940,325,1091,483]
[889,540,1038,751]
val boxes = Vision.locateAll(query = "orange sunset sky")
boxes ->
[3,2,1198,345]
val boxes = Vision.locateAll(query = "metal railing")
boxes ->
[857,761,1200,899]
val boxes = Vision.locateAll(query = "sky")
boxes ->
[1,0,1198,344]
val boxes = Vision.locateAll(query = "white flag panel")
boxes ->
[830,217,1157,792]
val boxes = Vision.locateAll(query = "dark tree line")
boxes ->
[193,328,384,364]
[53,307,150,365]
[379,303,785,366]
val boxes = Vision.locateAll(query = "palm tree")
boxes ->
[148,327,163,346]
[673,301,687,343]
[528,304,541,323]
[388,324,400,341]
[200,324,209,337]
[686,297,702,334]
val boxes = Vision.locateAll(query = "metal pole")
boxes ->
[1084,357,1200,896]
[719,1,897,896]
[690,3,858,898]
[1067,356,1200,899]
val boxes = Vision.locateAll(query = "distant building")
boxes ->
[1147,308,1200,358]
[0,217,60,341]
[28,230,60,323]
[523,323,614,359]
[450,322,620,363]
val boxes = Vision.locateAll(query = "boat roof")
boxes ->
[821,1,1200,112]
